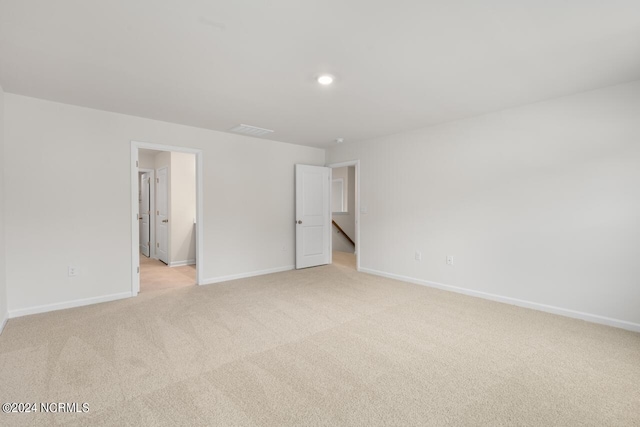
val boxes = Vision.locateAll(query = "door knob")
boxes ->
[162,219,168,223]
[297,220,302,224]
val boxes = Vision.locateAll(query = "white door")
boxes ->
[139,172,151,257]
[156,166,169,264]
[295,164,331,269]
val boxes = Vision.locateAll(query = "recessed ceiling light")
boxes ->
[336,138,344,144]
[317,75,334,85]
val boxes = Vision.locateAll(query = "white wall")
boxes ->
[168,152,196,265]
[138,149,157,170]
[4,94,324,316]
[332,166,356,253]
[0,85,7,333]
[154,150,171,171]
[332,166,349,213]
[327,81,640,330]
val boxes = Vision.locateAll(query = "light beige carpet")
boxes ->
[1,258,639,426]
[140,255,195,293]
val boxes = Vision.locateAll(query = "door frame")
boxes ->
[327,160,360,271]
[138,168,155,258]
[131,141,204,295]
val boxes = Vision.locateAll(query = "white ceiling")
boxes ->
[1,1,639,148]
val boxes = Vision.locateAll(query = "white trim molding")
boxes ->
[8,292,133,319]
[360,268,640,333]
[0,312,8,335]
[169,259,196,267]
[202,265,295,285]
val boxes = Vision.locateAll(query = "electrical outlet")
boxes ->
[446,256,454,266]
[415,251,422,261]
[68,266,79,277]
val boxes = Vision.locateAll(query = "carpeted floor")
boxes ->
[140,255,195,293]
[0,257,639,426]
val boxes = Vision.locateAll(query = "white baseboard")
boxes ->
[202,265,295,285]
[169,259,196,267]
[360,268,640,333]
[8,291,133,319]
[0,311,8,335]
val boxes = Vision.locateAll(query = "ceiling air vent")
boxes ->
[229,124,274,137]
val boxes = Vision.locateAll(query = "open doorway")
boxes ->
[131,142,203,295]
[328,160,360,271]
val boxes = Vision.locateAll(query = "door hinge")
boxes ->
[147,241,150,247]
[137,266,140,273]
[157,242,159,248]
[136,160,139,167]
[157,178,159,183]
[157,210,159,215]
